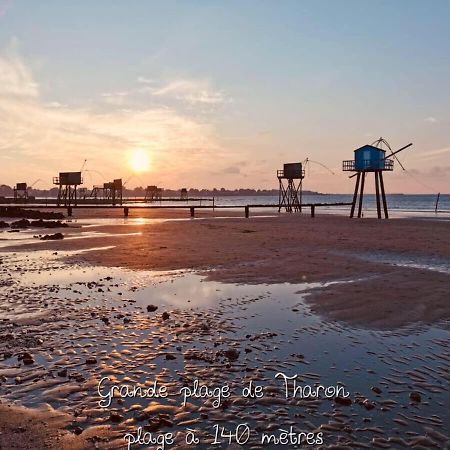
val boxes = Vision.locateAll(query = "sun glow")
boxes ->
[129,149,151,173]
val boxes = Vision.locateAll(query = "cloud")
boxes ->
[0,50,38,98]
[151,79,231,105]
[424,116,437,123]
[222,165,241,174]
[137,76,153,84]
[408,165,450,178]
[419,147,450,160]
[0,47,224,187]
[102,77,232,110]
[100,91,129,105]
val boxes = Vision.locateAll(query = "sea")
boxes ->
[161,193,450,219]
[13,193,450,219]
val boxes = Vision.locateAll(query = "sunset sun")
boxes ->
[129,149,150,173]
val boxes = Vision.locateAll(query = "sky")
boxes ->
[0,0,449,194]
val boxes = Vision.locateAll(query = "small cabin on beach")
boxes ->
[354,145,387,171]
[343,145,394,172]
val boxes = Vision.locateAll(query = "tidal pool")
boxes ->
[0,248,449,449]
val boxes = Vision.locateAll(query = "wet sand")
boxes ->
[0,403,121,449]
[5,210,450,329]
[1,210,449,449]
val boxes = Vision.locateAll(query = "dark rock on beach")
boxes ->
[31,219,68,228]
[18,352,35,366]
[223,348,240,361]
[335,396,352,406]
[109,412,124,423]
[10,219,30,229]
[11,219,68,229]
[40,233,64,240]
[57,368,68,377]
[0,207,64,220]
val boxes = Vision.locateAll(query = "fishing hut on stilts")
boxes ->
[277,162,305,212]
[104,179,123,205]
[13,183,28,202]
[53,172,83,206]
[145,185,162,202]
[343,138,412,219]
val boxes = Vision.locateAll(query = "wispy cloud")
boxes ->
[0,49,38,97]
[100,91,129,106]
[408,165,450,178]
[419,147,450,160]
[222,165,241,174]
[424,116,437,123]
[136,76,154,84]
[150,79,232,105]
[102,77,232,110]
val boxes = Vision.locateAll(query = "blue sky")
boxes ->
[1,0,449,192]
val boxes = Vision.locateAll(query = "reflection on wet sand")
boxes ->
[1,238,449,448]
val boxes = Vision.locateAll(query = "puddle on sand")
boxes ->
[0,226,141,250]
[0,249,449,449]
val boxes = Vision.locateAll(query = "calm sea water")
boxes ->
[189,194,449,219]
[213,194,449,211]
[28,193,450,218]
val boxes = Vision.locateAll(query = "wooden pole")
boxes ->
[357,172,366,218]
[245,205,249,218]
[311,204,315,218]
[124,206,129,217]
[278,179,282,212]
[379,171,388,219]
[279,180,289,213]
[287,179,293,213]
[190,206,195,217]
[375,171,381,219]
[435,193,440,213]
[350,172,361,218]
[299,179,303,213]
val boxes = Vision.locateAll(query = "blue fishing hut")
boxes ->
[354,145,387,171]
[342,138,413,219]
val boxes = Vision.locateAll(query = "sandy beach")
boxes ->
[1,209,449,449]
[5,210,450,329]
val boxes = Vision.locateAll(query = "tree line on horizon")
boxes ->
[0,184,321,198]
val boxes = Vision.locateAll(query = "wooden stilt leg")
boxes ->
[279,180,290,212]
[288,180,293,213]
[278,179,282,212]
[350,173,361,218]
[375,171,381,219]
[357,172,366,218]
[299,179,303,213]
[379,171,388,218]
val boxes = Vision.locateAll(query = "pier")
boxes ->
[0,202,353,218]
